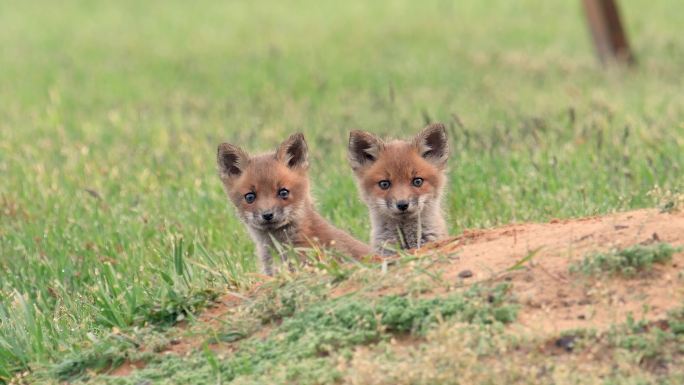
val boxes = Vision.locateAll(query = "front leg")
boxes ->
[370,217,402,255]
[373,232,402,256]
[257,238,295,275]
[256,244,275,276]
[420,232,439,246]
[276,247,297,272]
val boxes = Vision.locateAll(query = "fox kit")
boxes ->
[217,133,372,275]
[348,124,449,255]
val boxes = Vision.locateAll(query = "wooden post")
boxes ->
[582,0,635,65]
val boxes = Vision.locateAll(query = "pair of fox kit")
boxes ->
[217,124,449,275]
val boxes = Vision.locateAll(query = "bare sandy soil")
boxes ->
[427,208,684,335]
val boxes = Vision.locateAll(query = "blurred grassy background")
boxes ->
[0,0,683,380]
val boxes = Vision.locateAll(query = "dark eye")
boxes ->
[378,180,391,190]
[244,192,256,203]
[278,188,289,199]
[412,177,424,187]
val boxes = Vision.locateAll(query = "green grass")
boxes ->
[29,267,683,385]
[1,0,684,382]
[570,242,681,277]
[133,284,514,384]
[38,263,518,384]
[338,302,684,385]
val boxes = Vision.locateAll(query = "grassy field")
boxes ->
[1,0,683,383]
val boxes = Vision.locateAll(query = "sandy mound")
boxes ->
[152,209,684,358]
[428,208,684,335]
[110,209,683,376]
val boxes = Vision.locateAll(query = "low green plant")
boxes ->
[648,186,684,213]
[603,305,684,376]
[570,243,681,277]
[210,283,516,382]
[338,304,684,385]
[246,279,328,324]
[52,335,138,381]
[51,282,517,384]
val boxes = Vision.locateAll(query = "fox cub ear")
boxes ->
[276,133,309,170]
[413,123,449,168]
[217,143,249,181]
[348,130,383,171]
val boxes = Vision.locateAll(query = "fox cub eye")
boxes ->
[244,192,256,203]
[278,188,289,199]
[412,177,424,187]
[378,180,391,190]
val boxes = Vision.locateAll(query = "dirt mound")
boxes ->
[183,209,684,347]
[104,209,684,382]
[428,208,684,335]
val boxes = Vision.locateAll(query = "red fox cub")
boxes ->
[348,124,449,255]
[217,133,372,275]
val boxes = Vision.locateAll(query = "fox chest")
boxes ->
[251,225,302,250]
[376,220,439,251]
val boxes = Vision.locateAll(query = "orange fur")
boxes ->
[359,141,444,206]
[217,133,371,274]
[348,124,449,254]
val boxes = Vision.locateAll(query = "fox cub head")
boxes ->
[217,133,310,231]
[348,124,449,219]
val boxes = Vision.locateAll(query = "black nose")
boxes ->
[262,212,274,221]
[396,201,409,211]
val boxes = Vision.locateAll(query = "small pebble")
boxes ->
[555,335,577,352]
[458,269,473,278]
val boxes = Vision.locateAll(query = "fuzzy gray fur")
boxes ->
[246,223,298,276]
[369,192,447,255]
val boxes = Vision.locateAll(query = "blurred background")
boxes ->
[0,0,683,380]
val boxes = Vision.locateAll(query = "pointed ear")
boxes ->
[413,123,449,168]
[217,143,249,181]
[348,130,383,171]
[276,133,308,169]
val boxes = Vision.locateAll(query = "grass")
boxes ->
[24,261,684,384]
[1,0,684,383]
[35,261,519,384]
[339,303,684,385]
[570,242,681,277]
